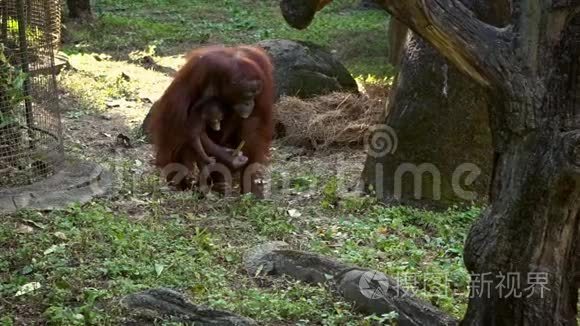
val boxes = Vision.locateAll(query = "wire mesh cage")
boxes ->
[0,0,64,188]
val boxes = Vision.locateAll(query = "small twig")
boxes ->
[335,94,352,111]
[233,140,245,157]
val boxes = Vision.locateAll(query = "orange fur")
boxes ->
[148,45,275,195]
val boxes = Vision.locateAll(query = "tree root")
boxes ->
[244,242,457,325]
[121,288,256,325]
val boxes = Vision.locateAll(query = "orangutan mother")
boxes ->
[148,45,275,198]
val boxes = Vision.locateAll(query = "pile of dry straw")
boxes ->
[274,91,387,149]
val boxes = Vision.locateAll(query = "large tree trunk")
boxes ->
[373,1,580,324]
[362,32,494,208]
[386,18,407,66]
[361,0,512,208]
[463,132,580,324]
[462,15,580,324]
[66,0,91,20]
[280,0,580,323]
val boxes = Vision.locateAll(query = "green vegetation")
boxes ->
[0,188,477,324]
[0,156,477,324]
[0,45,28,128]
[65,0,392,78]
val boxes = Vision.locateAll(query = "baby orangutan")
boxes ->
[188,97,248,170]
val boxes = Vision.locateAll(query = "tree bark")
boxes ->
[279,0,498,208]
[361,0,512,208]
[66,0,91,20]
[461,14,580,323]
[362,30,494,208]
[372,1,580,324]
[280,0,580,323]
[387,18,407,66]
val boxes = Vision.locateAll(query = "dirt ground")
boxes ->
[59,75,370,218]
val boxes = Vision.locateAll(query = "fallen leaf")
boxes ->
[116,134,132,148]
[15,282,41,296]
[105,100,122,108]
[16,224,34,234]
[287,209,302,218]
[20,265,33,275]
[254,264,264,277]
[44,244,65,255]
[155,263,165,277]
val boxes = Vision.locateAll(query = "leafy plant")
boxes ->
[0,45,29,129]
[231,195,295,238]
[321,177,339,209]
[5,18,43,46]
[0,316,14,326]
[355,74,394,88]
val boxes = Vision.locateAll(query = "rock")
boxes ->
[257,39,358,99]
[121,288,256,325]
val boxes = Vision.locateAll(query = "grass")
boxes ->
[0,192,478,324]
[0,0,482,324]
[64,0,393,79]
[1,148,477,324]
[1,159,478,324]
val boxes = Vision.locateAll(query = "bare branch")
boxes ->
[378,0,513,88]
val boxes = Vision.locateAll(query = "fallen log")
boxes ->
[244,242,457,326]
[121,288,256,325]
